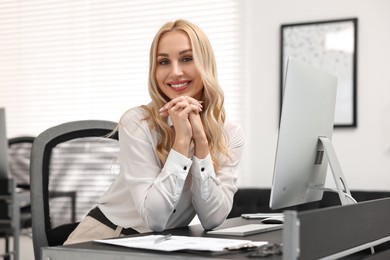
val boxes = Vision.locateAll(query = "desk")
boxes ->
[42,198,390,260]
[41,217,282,260]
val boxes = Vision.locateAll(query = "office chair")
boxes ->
[8,136,35,229]
[0,178,30,260]
[30,120,119,260]
[0,137,35,260]
[1,179,15,260]
[8,136,35,191]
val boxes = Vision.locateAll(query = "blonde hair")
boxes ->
[142,19,229,171]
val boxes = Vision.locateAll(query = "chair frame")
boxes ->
[8,136,35,145]
[0,137,35,260]
[30,120,117,260]
[8,136,35,190]
[0,178,30,260]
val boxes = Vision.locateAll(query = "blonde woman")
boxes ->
[64,19,244,244]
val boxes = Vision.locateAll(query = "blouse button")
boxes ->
[201,167,205,172]
[173,209,176,213]
[183,166,187,170]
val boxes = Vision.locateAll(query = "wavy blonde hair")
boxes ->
[142,19,229,171]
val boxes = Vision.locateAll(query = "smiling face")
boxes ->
[155,30,204,101]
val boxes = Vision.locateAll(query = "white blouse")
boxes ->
[98,106,244,233]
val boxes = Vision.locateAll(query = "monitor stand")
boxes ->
[319,137,355,205]
[320,137,374,253]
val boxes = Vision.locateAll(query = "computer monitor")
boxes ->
[269,57,354,209]
[0,108,10,180]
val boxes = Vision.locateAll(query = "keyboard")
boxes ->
[207,223,283,236]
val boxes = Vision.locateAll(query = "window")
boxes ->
[0,0,242,137]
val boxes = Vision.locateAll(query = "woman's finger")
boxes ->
[160,96,202,110]
[159,96,203,120]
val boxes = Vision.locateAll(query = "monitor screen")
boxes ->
[269,57,338,209]
[0,108,10,179]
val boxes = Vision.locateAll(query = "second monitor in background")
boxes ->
[0,108,10,180]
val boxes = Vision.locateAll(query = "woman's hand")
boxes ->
[159,96,203,156]
[189,112,209,159]
[159,96,202,118]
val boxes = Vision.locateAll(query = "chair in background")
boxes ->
[0,137,35,260]
[8,136,35,191]
[0,178,30,260]
[1,179,16,260]
[30,120,119,260]
[8,136,35,230]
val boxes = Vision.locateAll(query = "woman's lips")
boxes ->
[168,81,190,91]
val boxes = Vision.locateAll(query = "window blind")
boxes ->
[0,0,242,137]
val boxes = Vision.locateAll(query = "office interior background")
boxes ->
[1,0,389,194]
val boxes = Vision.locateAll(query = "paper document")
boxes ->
[95,235,266,252]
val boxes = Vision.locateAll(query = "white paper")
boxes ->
[95,235,266,252]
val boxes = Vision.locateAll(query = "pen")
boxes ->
[154,234,172,244]
[225,242,258,251]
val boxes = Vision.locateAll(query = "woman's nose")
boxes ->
[171,61,184,76]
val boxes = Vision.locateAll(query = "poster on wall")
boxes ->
[281,18,358,127]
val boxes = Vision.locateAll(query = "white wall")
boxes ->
[240,0,390,190]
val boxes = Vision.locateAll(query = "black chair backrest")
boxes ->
[8,136,35,190]
[30,120,119,260]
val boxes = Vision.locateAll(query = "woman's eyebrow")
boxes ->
[179,49,192,55]
[157,53,168,57]
[157,49,192,57]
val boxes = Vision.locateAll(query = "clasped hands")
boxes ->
[159,96,203,118]
[158,96,208,158]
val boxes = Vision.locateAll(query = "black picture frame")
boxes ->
[281,18,358,127]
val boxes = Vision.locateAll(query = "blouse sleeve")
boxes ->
[190,122,245,230]
[118,108,192,231]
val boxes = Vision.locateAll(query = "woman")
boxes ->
[64,19,244,244]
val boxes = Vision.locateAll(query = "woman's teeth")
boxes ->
[170,82,188,89]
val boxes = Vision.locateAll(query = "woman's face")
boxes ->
[155,30,204,101]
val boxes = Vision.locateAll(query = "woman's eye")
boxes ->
[158,59,169,65]
[181,56,193,62]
